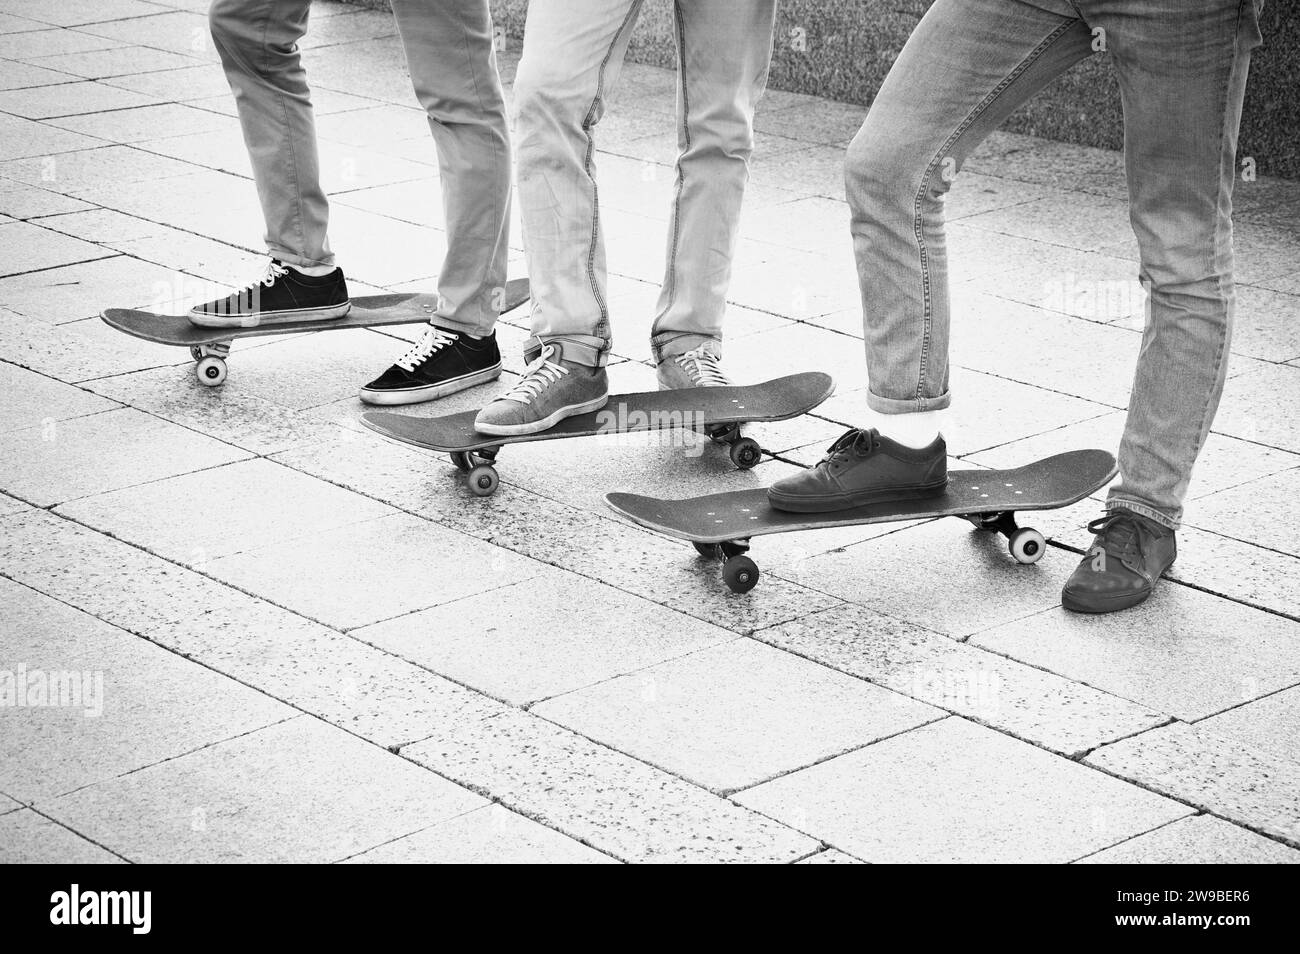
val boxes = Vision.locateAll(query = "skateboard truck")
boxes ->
[962,510,1047,565]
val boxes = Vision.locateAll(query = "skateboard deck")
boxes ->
[100,277,530,386]
[362,371,836,496]
[606,448,1117,592]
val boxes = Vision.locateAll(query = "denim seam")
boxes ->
[1180,0,1247,479]
[582,0,645,349]
[657,1,689,340]
[265,0,310,267]
[453,7,507,333]
[908,17,1078,407]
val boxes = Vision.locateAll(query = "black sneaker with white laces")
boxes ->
[359,324,502,405]
[188,260,350,327]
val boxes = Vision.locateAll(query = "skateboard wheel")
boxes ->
[692,541,722,559]
[450,451,473,473]
[1008,527,1046,565]
[729,437,761,469]
[195,355,227,387]
[467,463,499,497]
[721,555,760,594]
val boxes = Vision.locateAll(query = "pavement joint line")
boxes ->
[1186,678,1300,726]
[1063,811,1202,864]
[747,613,1171,761]
[17,802,135,864]
[1079,725,1300,851]
[0,248,120,282]
[717,709,952,800]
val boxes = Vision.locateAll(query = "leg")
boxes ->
[390,0,511,337]
[844,0,1093,417]
[1097,0,1262,529]
[648,0,777,364]
[512,0,645,368]
[208,0,331,269]
[769,0,1096,512]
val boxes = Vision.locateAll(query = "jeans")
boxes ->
[208,0,512,335]
[845,0,1262,529]
[512,0,777,367]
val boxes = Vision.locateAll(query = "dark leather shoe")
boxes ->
[767,427,947,512]
[1061,509,1176,613]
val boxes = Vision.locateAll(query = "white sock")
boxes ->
[872,409,946,449]
[286,262,335,277]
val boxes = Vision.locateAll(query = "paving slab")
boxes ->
[778,518,1070,639]
[101,62,241,101]
[1076,814,1300,864]
[535,638,940,793]
[0,510,509,748]
[0,0,163,27]
[44,716,487,863]
[736,717,1190,863]
[0,310,187,381]
[0,179,93,219]
[1145,526,1300,617]
[1086,721,1300,847]
[0,577,291,801]
[31,46,202,82]
[56,456,392,562]
[0,254,195,323]
[0,58,82,90]
[972,584,1300,721]
[1188,468,1300,558]
[0,28,126,60]
[0,79,158,118]
[0,810,124,863]
[797,848,865,864]
[355,565,733,705]
[0,143,199,196]
[85,363,353,454]
[345,804,615,864]
[0,12,47,34]
[0,220,112,276]
[0,793,22,814]
[0,361,117,431]
[274,434,845,635]
[960,191,1136,253]
[0,404,247,506]
[49,100,230,144]
[77,9,215,56]
[403,707,817,863]
[757,603,1167,757]
[1194,685,1300,765]
[205,512,539,630]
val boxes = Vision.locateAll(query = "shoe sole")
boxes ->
[188,301,352,328]
[475,394,609,436]
[1060,585,1153,614]
[767,480,948,514]
[358,363,503,406]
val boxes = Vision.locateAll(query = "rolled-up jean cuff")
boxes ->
[528,334,610,367]
[865,389,952,414]
[1106,496,1180,532]
[266,246,334,271]
[651,332,721,364]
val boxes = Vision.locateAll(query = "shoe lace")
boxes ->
[500,345,567,406]
[395,325,458,372]
[674,347,730,387]
[1085,511,1146,567]
[819,427,880,467]
[235,260,290,298]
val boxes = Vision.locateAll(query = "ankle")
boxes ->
[874,409,946,449]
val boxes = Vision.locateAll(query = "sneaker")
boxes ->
[656,344,731,390]
[767,427,948,512]
[1061,509,1177,613]
[474,342,608,436]
[188,260,350,327]
[359,325,502,406]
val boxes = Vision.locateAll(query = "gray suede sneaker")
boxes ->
[656,344,731,390]
[474,342,608,436]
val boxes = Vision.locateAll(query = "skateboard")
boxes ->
[362,371,836,497]
[605,448,1117,593]
[100,277,531,387]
